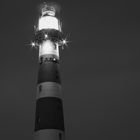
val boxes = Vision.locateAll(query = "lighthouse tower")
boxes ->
[33,3,66,140]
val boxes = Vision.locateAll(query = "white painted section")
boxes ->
[36,82,62,100]
[38,16,60,31]
[34,129,65,140]
[39,40,59,58]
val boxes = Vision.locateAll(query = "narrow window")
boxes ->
[59,133,62,140]
[39,85,42,92]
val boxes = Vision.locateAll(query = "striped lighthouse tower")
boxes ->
[33,3,66,140]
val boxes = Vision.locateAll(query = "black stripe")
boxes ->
[39,56,59,64]
[38,61,61,84]
[35,97,64,131]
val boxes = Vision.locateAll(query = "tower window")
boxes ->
[59,133,62,140]
[39,85,42,92]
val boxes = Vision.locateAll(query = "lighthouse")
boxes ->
[32,2,66,140]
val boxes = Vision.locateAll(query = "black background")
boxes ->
[0,0,140,140]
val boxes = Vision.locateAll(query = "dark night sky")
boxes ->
[0,0,140,140]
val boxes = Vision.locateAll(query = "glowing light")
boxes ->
[62,39,66,44]
[38,16,60,31]
[62,39,68,46]
[45,34,48,38]
[31,42,36,47]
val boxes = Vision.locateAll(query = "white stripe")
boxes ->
[34,129,65,140]
[39,40,59,58]
[36,82,62,100]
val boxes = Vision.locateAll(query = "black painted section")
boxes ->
[34,29,64,44]
[35,97,65,131]
[40,56,59,64]
[38,61,61,84]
